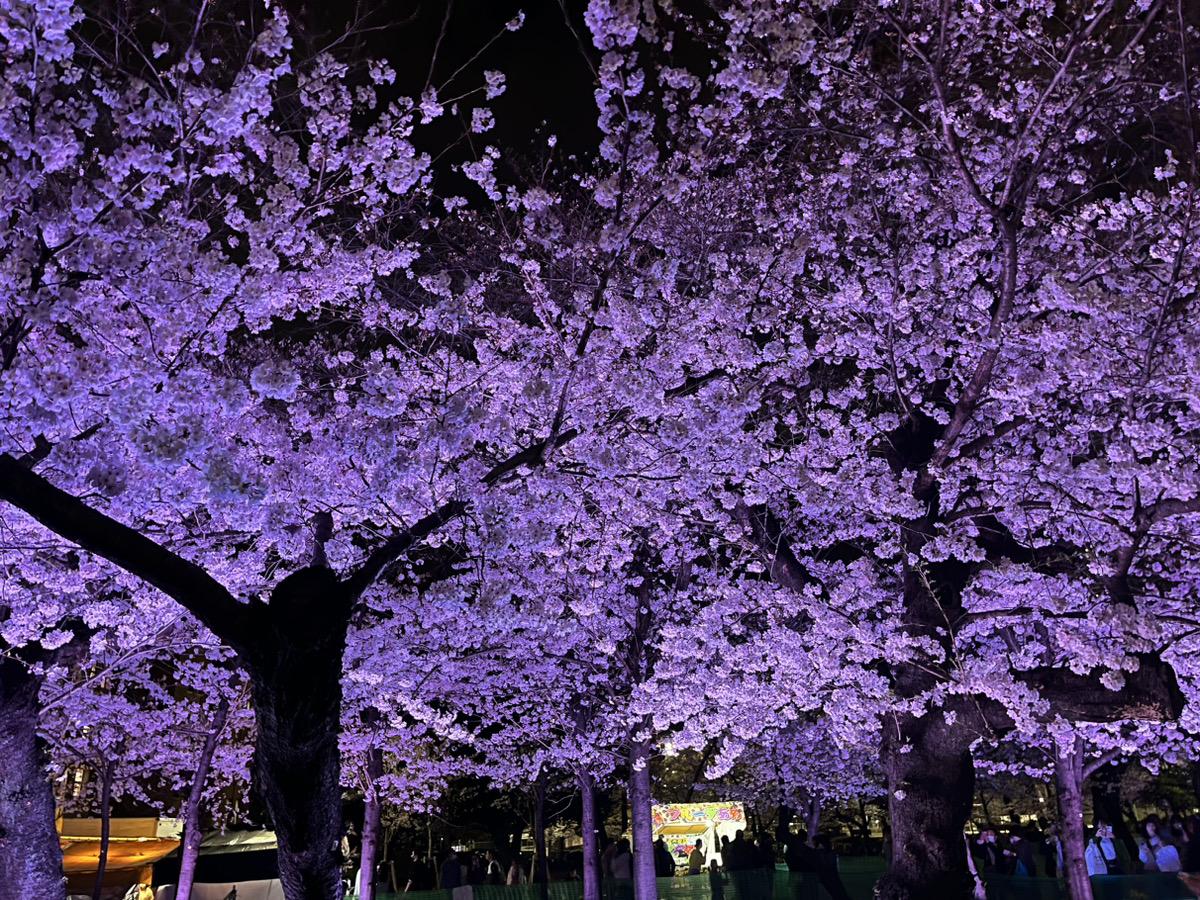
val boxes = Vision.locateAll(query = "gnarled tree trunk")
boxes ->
[875,708,975,900]
[0,660,66,900]
[875,510,978,900]
[628,739,657,900]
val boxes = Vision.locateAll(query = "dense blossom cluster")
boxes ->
[0,2,1197,900]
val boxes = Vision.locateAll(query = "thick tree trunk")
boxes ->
[533,777,549,900]
[580,771,601,900]
[177,699,231,900]
[92,762,113,900]
[0,660,66,900]
[358,749,384,900]
[628,740,657,900]
[873,503,979,900]
[251,665,345,900]
[875,711,975,900]
[247,571,351,900]
[1055,737,1093,900]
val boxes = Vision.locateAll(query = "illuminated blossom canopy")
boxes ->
[0,2,1197,900]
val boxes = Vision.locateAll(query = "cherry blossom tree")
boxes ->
[604,1,1200,895]
[1,4,1198,900]
[42,634,252,900]
[0,1,551,894]
[712,719,884,845]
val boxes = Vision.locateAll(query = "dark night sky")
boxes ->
[299,0,602,158]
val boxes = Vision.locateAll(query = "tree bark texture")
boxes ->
[1055,737,1093,900]
[0,660,66,900]
[628,740,658,900]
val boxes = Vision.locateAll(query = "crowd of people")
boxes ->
[649,830,853,900]
[348,846,535,895]
[648,830,777,879]
[343,826,858,897]
[970,814,1200,880]
[345,812,1200,897]
[1085,815,1200,876]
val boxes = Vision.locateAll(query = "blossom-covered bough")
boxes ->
[1,2,1198,900]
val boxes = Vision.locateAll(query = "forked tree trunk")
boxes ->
[875,711,975,900]
[92,762,114,900]
[628,739,657,900]
[1054,736,1093,900]
[246,573,351,900]
[177,699,231,900]
[0,660,66,900]
[579,771,601,900]
[358,749,384,900]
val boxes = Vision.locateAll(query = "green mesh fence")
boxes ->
[356,862,1197,900]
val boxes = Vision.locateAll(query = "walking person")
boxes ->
[507,855,528,886]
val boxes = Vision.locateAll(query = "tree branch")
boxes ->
[0,454,250,649]
[1083,747,1124,781]
[343,499,469,599]
[343,426,584,598]
[734,501,809,594]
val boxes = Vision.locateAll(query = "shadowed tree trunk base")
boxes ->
[246,569,351,900]
[0,660,67,900]
[1055,738,1093,900]
[629,740,658,900]
[580,772,601,900]
[875,712,975,900]
[358,750,384,900]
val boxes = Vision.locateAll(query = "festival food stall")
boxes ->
[60,816,181,899]
[651,802,745,869]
